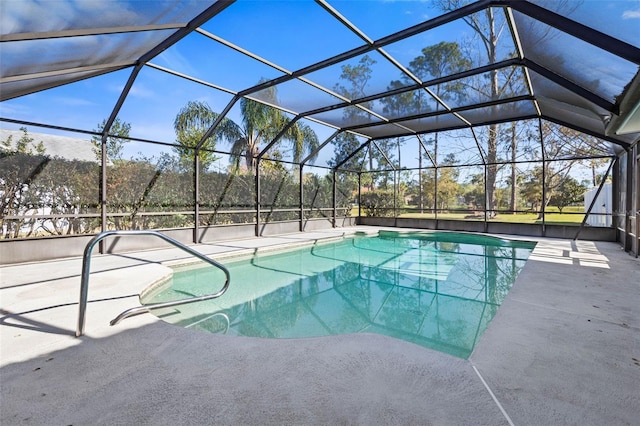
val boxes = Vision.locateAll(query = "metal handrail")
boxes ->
[76,230,230,337]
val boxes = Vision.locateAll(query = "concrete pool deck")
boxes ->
[1,226,638,425]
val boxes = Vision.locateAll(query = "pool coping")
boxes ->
[1,226,638,425]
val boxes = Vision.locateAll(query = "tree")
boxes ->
[379,81,416,212]
[461,172,485,210]
[418,154,463,211]
[174,100,241,170]
[402,41,471,213]
[434,154,461,210]
[1,127,45,155]
[535,122,610,218]
[519,167,542,212]
[174,92,318,174]
[436,167,462,209]
[229,85,319,172]
[408,41,471,105]
[360,190,403,217]
[507,122,518,212]
[330,55,388,190]
[0,128,47,238]
[431,2,511,217]
[549,177,586,213]
[34,157,100,236]
[1,128,100,238]
[91,118,130,162]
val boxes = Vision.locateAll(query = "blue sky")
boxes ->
[1,0,638,168]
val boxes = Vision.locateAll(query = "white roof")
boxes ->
[0,128,97,163]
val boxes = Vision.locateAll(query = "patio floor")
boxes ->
[1,227,638,425]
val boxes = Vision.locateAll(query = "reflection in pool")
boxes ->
[144,231,536,358]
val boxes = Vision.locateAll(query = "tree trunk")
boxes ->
[485,8,499,218]
[486,124,498,216]
[434,133,438,215]
[537,162,550,220]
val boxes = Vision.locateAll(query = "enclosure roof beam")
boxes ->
[146,62,236,95]
[342,95,535,133]
[195,95,240,151]
[0,62,134,85]
[334,138,372,171]
[301,130,341,166]
[504,6,541,117]
[506,0,640,65]
[103,65,143,138]
[416,134,437,168]
[257,116,302,160]
[0,63,133,102]
[136,1,235,66]
[0,118,100,138]
[469,127,487,165]
[540,115,631,150]
[522,59,617,114]
[371,140,396,171]
[367,113,542,143]
[316,0,454,115]
[0,23,186,42]
[293,58,521,121]
[236,0,492,99]
[371,151,615,173]
[0,1,235,103]
[195,28,291,76]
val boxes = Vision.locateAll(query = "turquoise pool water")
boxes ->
[144,231,536,358]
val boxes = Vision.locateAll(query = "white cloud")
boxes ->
[0,102,32,117]
[156,48,196,76]
[622,9,640,19]
[54,96,97,107]
[127,85,155,99]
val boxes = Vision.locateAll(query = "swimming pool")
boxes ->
[143,231,536,358]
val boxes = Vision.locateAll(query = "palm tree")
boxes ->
[229,85,319,172]
[174,85,319,173]
[174,100,241,170]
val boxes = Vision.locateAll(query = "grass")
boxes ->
[354,205,589,226]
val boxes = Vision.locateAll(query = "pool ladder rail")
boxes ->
[76,230,230,337]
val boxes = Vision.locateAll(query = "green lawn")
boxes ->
[353,205,587,226]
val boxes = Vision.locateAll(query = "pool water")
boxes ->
[143,231,536,358]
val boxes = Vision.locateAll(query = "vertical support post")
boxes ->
[332,170,337,228]
[434,166,439,225]
[434,133,439,228]
[483,164,488,233]
[635,145,639,257]
[418,145,423,214]
[393,168,398,221]
[299,165,304,232]
[98,64,144,254]
[99,134,108,254]
[255,159,261,237]
[625,148,633,252]
[539,119,546,237]
[193,151,200,243]
[357,172,362,218]
[612,153,620,233]
[541,157,547,235]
